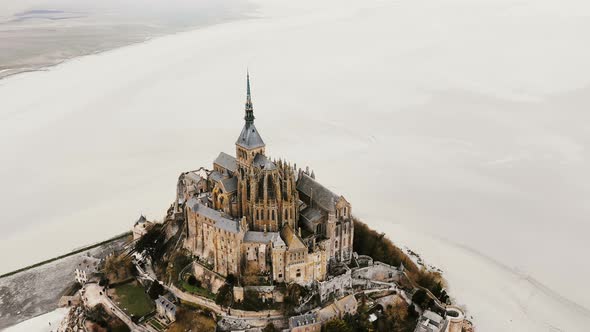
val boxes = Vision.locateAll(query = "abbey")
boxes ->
[177,74,354,285]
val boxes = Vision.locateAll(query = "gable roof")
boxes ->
[214,152,237,173]
[236,123,265,150]
[209,171,223,183]
[243,231,281,243]
[187,197,240,233]
[297,173,339,212]
[289,313,318,328]
[220,177,238,193]
[281,225,306,250]
[253,153,276,170]
[300,206,325,225]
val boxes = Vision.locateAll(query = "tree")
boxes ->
[215,284,233,307]
[412,289,429,309]
[284,283,308,314]
[325,319,353,332]
[103,254,135,284]
[148,281,165,300]
[187,275,201,287]
[135,225,166,261]
[262,323,278,332]
[226,273,236,286]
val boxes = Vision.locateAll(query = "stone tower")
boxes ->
[235,73,299,231]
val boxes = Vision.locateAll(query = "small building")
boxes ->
[133,215,152,240]
[317,294,358,323]
[74,268,88,284]
[289,313,321,332]
[414,310,448,332]
[155,295,177,323]
[445,306,465,332]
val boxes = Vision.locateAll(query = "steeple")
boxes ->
[245,71,254,125]
[236,71,265,152]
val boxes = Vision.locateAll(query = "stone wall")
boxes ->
[352,261,400,283]
[192,262,226,294]
[317,267,352,303]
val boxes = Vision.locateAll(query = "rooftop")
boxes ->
[243,231,281,244]
[236,123,265,150]
[297,173,340,212]
[253,153,276,170]
[220,177,238,193]
[187,197,240,233]
[289,313,318,328]
[214,152,237,173]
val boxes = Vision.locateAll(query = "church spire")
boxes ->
[245,71,255,125]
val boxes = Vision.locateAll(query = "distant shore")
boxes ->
[0,233,130,329]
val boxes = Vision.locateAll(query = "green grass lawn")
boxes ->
[147,318,166,331]
[180,280,216,300]
[113,282,154,318]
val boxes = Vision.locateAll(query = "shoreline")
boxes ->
[379,222,590,331]
[0,231,131,279]
[0,233,131,329]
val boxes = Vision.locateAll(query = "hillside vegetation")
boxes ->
[353,219,446,301]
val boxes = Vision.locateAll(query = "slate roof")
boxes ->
[209,171,223,183]
[243,231,280,243]
[297,173,339,212]
[289,313,318,328]
[300,206,325,225]
[185,172,203,183]
[187,197,240,233]
[220,177,238,193]
[214,152,237,173]
[253,153,276,170]
[135,215,147,225]
[236,123,265,149]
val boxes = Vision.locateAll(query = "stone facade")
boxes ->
[317,294,358,323]
[181,74,353,287]
[316,264,352,303]
[289,313,321,332]
[155,295,177,323]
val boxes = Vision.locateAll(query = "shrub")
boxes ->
[325,319,353,332]
[148,281,165,300]
[353,219,417,273]
[262,323,278,332]
[187,275,201,287]
[215,284,233,307]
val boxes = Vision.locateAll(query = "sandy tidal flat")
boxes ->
[1,0,590,330]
